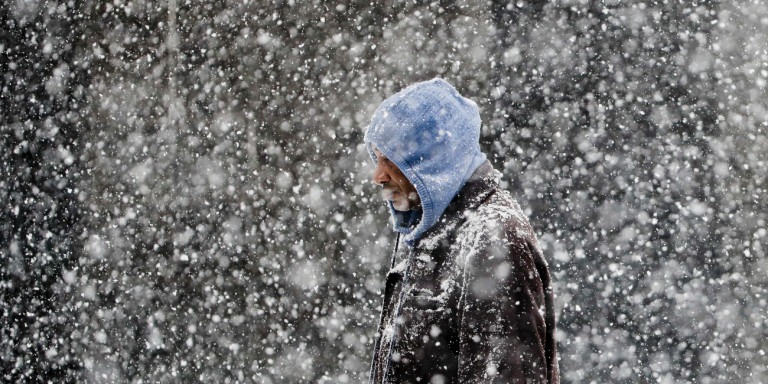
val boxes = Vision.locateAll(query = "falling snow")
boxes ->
[2,0,768,383]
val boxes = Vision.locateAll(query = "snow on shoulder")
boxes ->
[455,187,539,268]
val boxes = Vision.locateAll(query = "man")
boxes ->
[365,79,559,384]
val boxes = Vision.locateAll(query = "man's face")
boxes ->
[372,148,421,211]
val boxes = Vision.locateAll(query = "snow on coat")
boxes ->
[364,78,558,383]
[368,162,560,383]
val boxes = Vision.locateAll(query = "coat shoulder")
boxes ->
[451,188,545,273]
[459,189,535,245]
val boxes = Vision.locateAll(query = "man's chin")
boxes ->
[391,200,411,212]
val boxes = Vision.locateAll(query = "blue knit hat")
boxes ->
[365,78,487,245]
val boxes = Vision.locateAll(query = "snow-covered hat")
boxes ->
[364,78,487,245]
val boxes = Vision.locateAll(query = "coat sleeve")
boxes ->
[456,224,558,384]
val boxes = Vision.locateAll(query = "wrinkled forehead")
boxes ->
[366,139,400,166]
[371,145,383,158]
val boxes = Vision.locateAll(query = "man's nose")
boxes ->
[372,162,390,185]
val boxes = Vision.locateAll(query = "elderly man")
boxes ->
[365,79,559,384]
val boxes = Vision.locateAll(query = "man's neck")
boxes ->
[392,208,421,230]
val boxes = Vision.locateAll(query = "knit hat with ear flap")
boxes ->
[364,78,487,246]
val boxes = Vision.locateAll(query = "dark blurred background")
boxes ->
[2,0,767,382]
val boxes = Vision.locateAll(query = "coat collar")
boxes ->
[413,160,500,250]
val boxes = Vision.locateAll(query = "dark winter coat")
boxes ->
[368,161,559,384]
